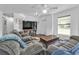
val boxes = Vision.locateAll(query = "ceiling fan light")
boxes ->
[42,9,47,14]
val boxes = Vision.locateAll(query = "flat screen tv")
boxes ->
[23,21,33,29]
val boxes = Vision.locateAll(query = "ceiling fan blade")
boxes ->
[48,7,58,10]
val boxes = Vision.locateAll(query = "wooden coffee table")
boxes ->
[33,35,59,48]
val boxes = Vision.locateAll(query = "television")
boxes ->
[23,21,37,29]
[23,21,32,29]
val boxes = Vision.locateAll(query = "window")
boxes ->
[58,15,71,36]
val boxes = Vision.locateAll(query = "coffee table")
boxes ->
[33,35,59,48]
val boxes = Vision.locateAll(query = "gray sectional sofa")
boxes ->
[47,36,79,55]
[0,33,46,55]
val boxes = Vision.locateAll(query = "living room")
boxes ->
[0,4,79,55]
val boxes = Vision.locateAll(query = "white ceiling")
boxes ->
[0,4,78,16]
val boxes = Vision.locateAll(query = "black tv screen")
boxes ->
[23,21,33,29]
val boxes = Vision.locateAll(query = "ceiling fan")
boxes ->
[41,4,58,13]
[33,4,58,16]
[41,4,58,10]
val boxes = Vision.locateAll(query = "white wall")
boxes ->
[0,11,3,35]
[0,12,14,35]
[37,14,52,35]
[6,17,14,33]
[14,13,24,31]
[1,16,14,34]
[24,15,37,21]
[53,6,79,36]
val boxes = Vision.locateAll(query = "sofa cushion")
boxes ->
[21,43,45,55]
[0,49,9,55]
[51,49,71,55]
[69,43,79,54]
[0,34,27,48]
[70,36,79,42]
[61,39,78,50]
[0,41,20,55]
[68,39,78,45]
